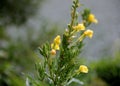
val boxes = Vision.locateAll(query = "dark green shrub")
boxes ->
[95,55,120,86]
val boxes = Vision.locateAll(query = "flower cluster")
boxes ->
[50,35,61,55]
[71,13,97,42]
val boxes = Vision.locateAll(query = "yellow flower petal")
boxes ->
[84,29,93,38]
[54,35,61,45]
[54,44,60,50]
[51,35,61,50]
[73,23,85,32]
[79,65,88,73]
[88,13,98,24]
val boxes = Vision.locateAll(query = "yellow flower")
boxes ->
[73,23,85,32]
[78,65,88,73]
[88,13,98,24]
[54,44,60,50]
[54,35,61,45]
[50,49,56,55]
[51,35,61,50]
[78,29,93,42]
[84,29,93,38]
[51,43,60,50]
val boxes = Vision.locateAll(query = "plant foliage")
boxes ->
[27,0,98,86]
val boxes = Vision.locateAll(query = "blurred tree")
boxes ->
[0,0,43,25]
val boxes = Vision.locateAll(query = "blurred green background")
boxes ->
[0,0,120,86]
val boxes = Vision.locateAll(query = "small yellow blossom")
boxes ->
[78,65,88,73]
[50,49,56,55]
[51,35,61,50]
[51,43,60,50]
[73,23,85,32]
[78,29,93,42]
[84,29,93,38]
[54,44,60,50]
[88,13,98,24]
[54,35,61,45]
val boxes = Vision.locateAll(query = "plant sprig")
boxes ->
[26,0,98,86]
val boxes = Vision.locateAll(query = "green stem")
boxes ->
[69,0,79,34]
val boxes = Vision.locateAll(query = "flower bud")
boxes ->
[50,49,56,55]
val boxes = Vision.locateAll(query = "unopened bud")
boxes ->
[50,49,56,55]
